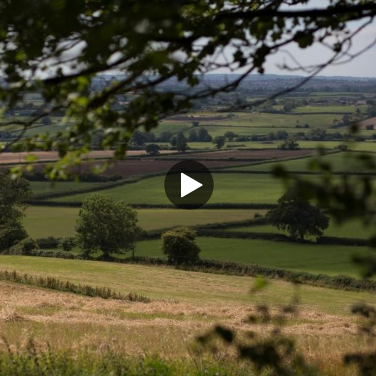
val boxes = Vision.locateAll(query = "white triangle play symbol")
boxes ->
[181,173,203,198]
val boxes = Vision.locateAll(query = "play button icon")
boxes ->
[181,173,202,197]
[164,160,214,209]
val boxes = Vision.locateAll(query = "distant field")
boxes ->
[135,237,369,277]
[226,218,375,240]
[48,173,292,205]
[291,105,367,114]
[30,181,103,195]
[228,151,376,173]
[24,206,264,238]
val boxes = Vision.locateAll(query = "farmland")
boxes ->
[45,173,290,205]
[2,89,376,375]
[24,206,264,238]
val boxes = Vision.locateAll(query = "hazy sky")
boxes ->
[213,0,376,78]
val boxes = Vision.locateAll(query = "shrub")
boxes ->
[9,238,39,255]
[0,224,28,251]
[161,227,200,264]
[58,237,75,252]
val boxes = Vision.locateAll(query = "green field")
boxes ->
[0,255,374,314]
[229,151,376,173]
[30,181,104,195]
[47,173,291,205]
[227,218,375,240]
[24,206,264,238]
[134,237,368,277]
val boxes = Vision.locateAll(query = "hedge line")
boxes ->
[30,200,277,209]
[123,257,376,293]
[0,269,151,302]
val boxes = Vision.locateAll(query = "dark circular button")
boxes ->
[164,160,214,209]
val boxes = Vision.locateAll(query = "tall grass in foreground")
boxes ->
[0,270,150,303]
[0,339,249,376]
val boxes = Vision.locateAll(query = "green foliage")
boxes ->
[278,138,299,150]
[145,143,160,155]
[161,227,200,264]
[212,136,226,149]
[58,237,75,252]
[0,224,28,252]
[267,194,329,241]
[75,195,140,258]
[0,171,31,250]
[9,238,39,255]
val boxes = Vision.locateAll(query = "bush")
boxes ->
[0,224,28,251]
[161,227,200,264]
[58,237,75,252]
[9,238,39,255]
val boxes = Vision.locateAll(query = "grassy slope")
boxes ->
[24,206,265,238]
[0,255,374,315]
[49,173,289,205]
[135,237,368,277]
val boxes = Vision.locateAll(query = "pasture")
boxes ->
[229,151,376,172]
[134,237,368,277]
[24,206,263,238]
[46,173,291,205]
[226,218,375,240]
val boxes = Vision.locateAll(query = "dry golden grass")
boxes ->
[0,281,374,374]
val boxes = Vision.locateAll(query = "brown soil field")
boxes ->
[171,149,314,160]
[351,116,376,130]
[0,281,368,374]
[81,159,252,178]
[0,150,174,164]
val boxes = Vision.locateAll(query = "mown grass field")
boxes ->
[24,206,264,238]
[0,255,374,313]
[134,237,368,277]
[48,173,291,205]
[0,260,374,375]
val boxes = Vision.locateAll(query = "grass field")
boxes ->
[24,206,264,238]
[229,151,376,173]
[134,237,368,277]
[30,181,104,195]
[227,218,375,240]
[48,173,293,205]
[0,255,374,313]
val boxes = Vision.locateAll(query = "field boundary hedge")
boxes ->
[0,269,151,302]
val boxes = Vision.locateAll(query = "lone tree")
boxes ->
[213,136,226,149]
[161,227,200,264]
[0,171,31,251]
[76,195,140,259]
[267,194,329,241]
[278,139,300,150]
[146,143,160,155]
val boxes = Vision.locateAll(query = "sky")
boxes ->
[213,0,376,78]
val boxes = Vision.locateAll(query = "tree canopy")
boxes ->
[0,1,375,176]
